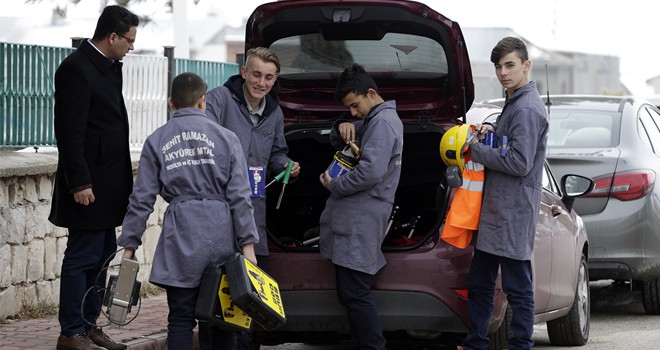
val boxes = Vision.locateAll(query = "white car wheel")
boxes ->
[547,254,590,346]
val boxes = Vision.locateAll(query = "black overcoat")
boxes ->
[48,39,133,230]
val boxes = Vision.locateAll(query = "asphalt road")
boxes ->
[533,280,660,349]
[262,280,660,350]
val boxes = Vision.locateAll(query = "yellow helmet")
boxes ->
[440,124,475,171]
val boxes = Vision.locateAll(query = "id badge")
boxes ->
[248,166,265,198]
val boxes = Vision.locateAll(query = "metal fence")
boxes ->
[173,57,239,92]
[123,54,169,149]
[0,41,239,149]
[0,43,73,148]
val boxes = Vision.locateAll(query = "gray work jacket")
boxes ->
[470,81,549,261]
[320,100,403,275]
[205,75,292,256]
[119,108,259,288]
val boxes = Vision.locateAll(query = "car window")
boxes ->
[542,163,561,196]
[542,165,551,191]
[271,33,448,76]
[547,110,618,148]
[639,106,660,154]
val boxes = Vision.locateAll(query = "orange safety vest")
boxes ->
[441,152,484,248]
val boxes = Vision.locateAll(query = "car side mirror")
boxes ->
[560,174,595,212]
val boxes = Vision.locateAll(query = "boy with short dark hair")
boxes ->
[319,63,403,350]
[118,72,259,350]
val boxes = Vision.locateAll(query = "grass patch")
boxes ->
[19,300,58,319]
[140,282,165,298]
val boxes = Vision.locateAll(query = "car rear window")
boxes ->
[270,33,448,76]
[548,110,619,148]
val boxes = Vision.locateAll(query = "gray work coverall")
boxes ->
[119,108,259,288]
[320,100,404,275]
[205,75,292,256]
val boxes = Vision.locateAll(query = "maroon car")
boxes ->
[247,1,593,348]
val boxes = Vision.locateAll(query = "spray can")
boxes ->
[326,143,360,179]
[480,131,498,148]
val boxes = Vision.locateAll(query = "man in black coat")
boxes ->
[49,5,139,350]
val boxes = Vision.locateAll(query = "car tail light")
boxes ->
[454,289,468,299]
[585,170,655,201]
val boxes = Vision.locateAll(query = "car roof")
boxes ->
[482,94,650,112]
[245,0,474,124]
[545,95,632,111]
[644,95,660,109]
[466,102,501,125]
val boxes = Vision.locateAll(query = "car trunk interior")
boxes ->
[265,122,450,251]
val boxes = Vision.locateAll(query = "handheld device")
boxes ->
[103,258,140,326]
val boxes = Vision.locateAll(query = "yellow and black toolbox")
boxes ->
[194,263,253,332]
[223,253,286,331]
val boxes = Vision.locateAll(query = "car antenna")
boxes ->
[458,37,467,123]
[545,63,552,115]
[395,52,403,70]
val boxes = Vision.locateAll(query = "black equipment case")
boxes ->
[194,263,253,332]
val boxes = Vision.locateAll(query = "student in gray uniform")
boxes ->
[205,47,300,349]
[319,63,403,350]
[458,37,548,350]
[118,72,259,350]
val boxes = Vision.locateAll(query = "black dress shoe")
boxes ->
[57,333,92,350]
[86,327,127,350]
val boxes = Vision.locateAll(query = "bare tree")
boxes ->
[25,0,202,25]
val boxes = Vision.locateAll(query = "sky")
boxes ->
[3,0,659,95]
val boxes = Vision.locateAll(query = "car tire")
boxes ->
[488,305,512,350]
[642,277,660,315]
[547,254,590,346]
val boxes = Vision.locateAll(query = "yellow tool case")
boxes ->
[194,263,253,332]
[223,253,286,331]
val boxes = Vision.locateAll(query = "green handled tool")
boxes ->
[265,167,287,189]
[276,160,295,209]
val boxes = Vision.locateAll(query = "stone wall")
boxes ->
[0,151,164,319]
